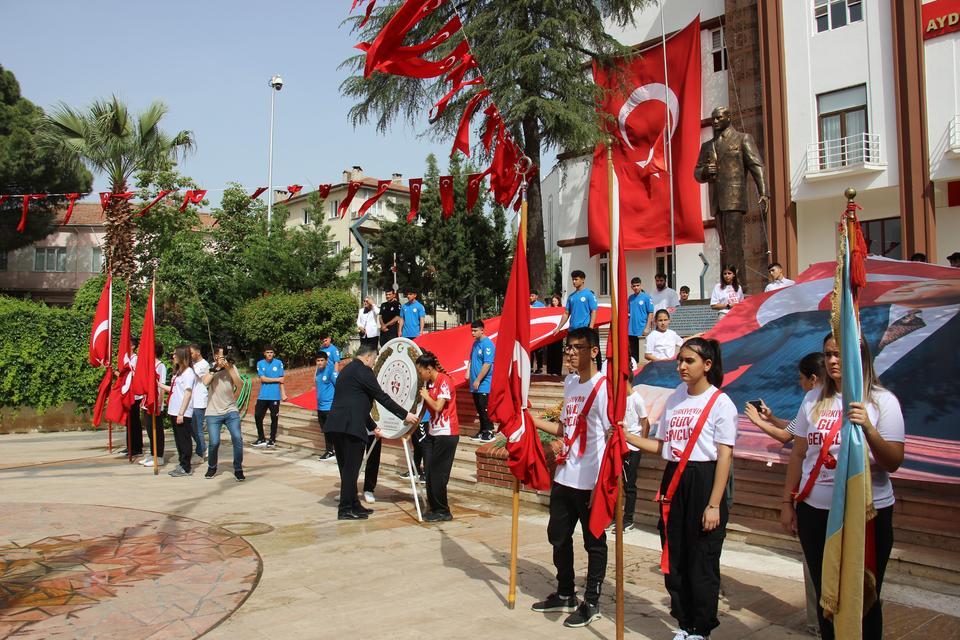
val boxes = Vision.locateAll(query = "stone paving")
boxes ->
[1,430,958,639]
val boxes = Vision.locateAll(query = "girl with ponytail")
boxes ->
[416,351,459,522]
[624,337,738,640]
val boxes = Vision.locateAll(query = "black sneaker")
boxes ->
[563,601,601,628]
[266,440,276,448]
[531,593,578,613]
[234,469,245,482]
[479,432,494,442]
[398,470,411,479]
[338,511,368,520]
[252,439,267,447]
[355,505,373,514]
[423,511,452,522]
[204,467,217,479]
[623,522,635,532]
[318,451,335,461]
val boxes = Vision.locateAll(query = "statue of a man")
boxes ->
[694,106,769,286]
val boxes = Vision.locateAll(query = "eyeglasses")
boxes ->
[563,344,590,353]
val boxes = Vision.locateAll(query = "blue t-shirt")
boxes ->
[320,343,341,365]
[257,358,284,401]
[469,336,495,393]
[401,300,426,338]
[531,301,545,308]
[315,362,338,411]
[627,291,655,336]
[565,288,598,329]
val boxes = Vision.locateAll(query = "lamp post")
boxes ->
[266,74,283,234]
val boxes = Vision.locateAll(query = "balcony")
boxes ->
[805,132,885,180]
[948,115,960,157]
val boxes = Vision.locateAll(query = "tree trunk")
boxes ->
[104,180,136,282]
[522,114,547,295]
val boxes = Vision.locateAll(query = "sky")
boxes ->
[0,0,448,206]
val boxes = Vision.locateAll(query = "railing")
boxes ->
[950,115,960,154]
[806,132,882,173]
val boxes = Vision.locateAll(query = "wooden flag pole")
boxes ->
[108,420,113,452]
[151,413,159,476]
[607,141,625,640]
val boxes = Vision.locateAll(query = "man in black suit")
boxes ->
[324,343,417,520]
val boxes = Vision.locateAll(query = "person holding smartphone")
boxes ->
[202,346,245,481]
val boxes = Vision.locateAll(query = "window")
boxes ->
[304,209,311,225]
[329,200,340,219]
[329,241,342,254]
[598,253,609,296]
[817,84,868,168]
[860,217,901,260]
[710,27,728,73]
[91,247,104,273]
[814,0,863,33]
[655,246,674,288]
[0,251,7,271]
[35,247,67,272]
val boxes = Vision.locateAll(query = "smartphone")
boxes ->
[748,400,763,412]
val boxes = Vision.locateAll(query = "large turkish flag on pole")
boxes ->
[588,17,702,255]
[89,275,112,367]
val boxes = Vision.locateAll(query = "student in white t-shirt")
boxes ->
[624,337,738,640]
[621,388,650,531]
[781,334,905,640]
[159,345,197,478]
[530,327,609,629]
[710,265,745,318]
[645,310,685,362]
[189,344,210,462]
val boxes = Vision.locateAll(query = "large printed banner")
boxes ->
[636,257,960,483]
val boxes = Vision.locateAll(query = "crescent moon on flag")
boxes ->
[92,320,109,353]
[617,82,679,169]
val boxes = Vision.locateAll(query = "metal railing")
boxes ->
[807,132,881,173]
[950,115,960,153]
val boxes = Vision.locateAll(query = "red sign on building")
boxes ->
[923,0,960,40]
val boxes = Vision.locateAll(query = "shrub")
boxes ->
[234,288,357,364]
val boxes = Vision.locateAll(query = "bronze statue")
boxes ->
[694,106,769,287]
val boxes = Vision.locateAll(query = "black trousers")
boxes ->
[329,432,367,515]
[628,335,641,366]
[718,210,746,281]
[532,348,544,372]
[127,399,144,456]
[411,423,427,474]
[623,450,642,525]
[379,327,398,346]
[472,392,494,435]
[360,336,380,351]
[423,434,458,515]
[797,502,894,640]
[658,461,728,637]
[254,399,279,441]
[317,410,333,454]
[363,437,381,493]
[145,410,164,458]
[546,342,564,375]
[170,414,194,472]
[548,482,608,604]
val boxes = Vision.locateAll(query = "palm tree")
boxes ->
[42,97,194,281]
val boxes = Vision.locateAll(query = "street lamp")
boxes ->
[266,74,283,234]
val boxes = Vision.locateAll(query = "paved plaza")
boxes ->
[1,431,958,639]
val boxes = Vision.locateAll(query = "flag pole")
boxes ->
[607,140,625,640]
[151,413,159,476]
[507,171,530,611]
[659,0,677,289]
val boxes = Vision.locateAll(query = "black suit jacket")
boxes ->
[324,359,408,440]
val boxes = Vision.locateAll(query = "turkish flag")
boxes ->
[92,368,114,427]
[317,184,332,199]
[452,89,490,157]
[587,16,702,255]
[18,194,46,233]
[135,190,173,217]
[466,172,487,213]
[249,187,268,200]
[338,181,363,218]
[489,233,551,491]
[360,0,447,78]
[285,185,303,201]
[130,280,159,415]
[179,189,207,212]
[439,175,455,218]
[89,274,112,367]
[105,294,135,425]
[373,39,470,79]
[407,178,423,222]
[357,179,392,217]
[62,193,80,225]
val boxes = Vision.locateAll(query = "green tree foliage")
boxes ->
[0,65,93,250]
[234,289,357,364]
[341,0,651,293]
[41,97,194,282]
[370,153,512,320]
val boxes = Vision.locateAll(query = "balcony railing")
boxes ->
[806,132,883,177]
[949,115,960,155]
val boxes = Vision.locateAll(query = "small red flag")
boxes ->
[18,194,47,232]
[131,279,159,415]
[359,0,376,27]
[249,187,268,200]
[466,172,486,213]
[358,179,392,217]
[407,178,423,222]
[285,185,303,202]
[179,190,206,212]
[481,104,502,152]
[99,192,111,212]
[92,368,114,427]
[317,184,332,199]
[451,90,490,157]
[135,190,173,217]
[430,76,483,122]
[361,0,446,78]
[105,294,135,425]
[439,175,455,219]
[374,40,470,79]
[89,274,112,367]
[62,193,80,225]
[338,181,363,218]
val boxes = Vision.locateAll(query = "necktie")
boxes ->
[879,309,925,350]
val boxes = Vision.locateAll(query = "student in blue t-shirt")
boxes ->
[315,351,338,461]
[400,292,426,338]
[468,320,496,442]
[319,334,342,370]
[254,345,286,447]
[553,270,598,335]
[530,290,546,373]
[627,277,655,365]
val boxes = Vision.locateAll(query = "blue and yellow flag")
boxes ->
[821,211,877,637]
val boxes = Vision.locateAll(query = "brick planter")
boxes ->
[475,438,563,491]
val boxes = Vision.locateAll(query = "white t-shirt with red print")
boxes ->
[653,384,738,462]
[645,329,684,360]
[427,372,459,437]
[624,391,649,453]
[553,372,609,491]
[787,388,905,510]
[710,284,744,317]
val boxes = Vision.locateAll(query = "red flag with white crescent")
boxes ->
[357,179,392,217]
[89,274,112,367]
[407,178,423,222]
[105,294,135,425]
[338,181,363,218]
[489,233,551,491]
[131,279,159,415]
[439,175,455,218]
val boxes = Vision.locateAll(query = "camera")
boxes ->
[269,75,283,91]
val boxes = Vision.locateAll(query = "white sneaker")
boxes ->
[672,631,689,640]
[363,491,376,504]
[142,458,155,468]
[686,636,707,640]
